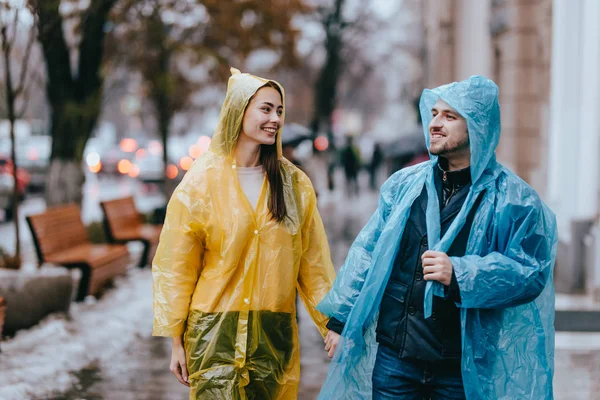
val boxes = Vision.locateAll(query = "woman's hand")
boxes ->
[170,336,190,387]
[324,330,341,358]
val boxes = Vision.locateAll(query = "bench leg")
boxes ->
[139,240,150,269]
[75,264,92,302]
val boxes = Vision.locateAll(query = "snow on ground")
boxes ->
[0,268,154,400]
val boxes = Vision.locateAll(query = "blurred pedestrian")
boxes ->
[152,68,335,399]
[0,296,5,353]
[318,76,557,399]
[340,136,361,196]
[368,142,384,190]
[282,143,303,169]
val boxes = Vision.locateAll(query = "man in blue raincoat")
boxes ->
[317,76,557,400]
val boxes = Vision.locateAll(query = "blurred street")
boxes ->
[1,1,599,399]
[0,172,597,399]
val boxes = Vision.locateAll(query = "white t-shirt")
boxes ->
[237,165,265,209]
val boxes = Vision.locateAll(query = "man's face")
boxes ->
[428,99,470,157]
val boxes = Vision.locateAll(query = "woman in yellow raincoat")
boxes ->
[152,68,336,399]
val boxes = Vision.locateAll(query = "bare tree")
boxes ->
[310,0,345,140]
[0,1,38,267]
[28,0,119,206]
[111,0,309,196]
[310,0,384,135]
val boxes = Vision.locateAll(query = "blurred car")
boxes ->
[134,154,167,183]
[17,135,51,193]
[281,123,312,148]
[0,134,50,193]
[0,157,30,221]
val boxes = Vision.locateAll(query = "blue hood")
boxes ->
[419,75,501,185]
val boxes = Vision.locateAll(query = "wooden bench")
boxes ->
[100,196,162,269]
[26,204,130,302]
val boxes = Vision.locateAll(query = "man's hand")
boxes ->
[324,330,341,358]
[422,250,453,286]
[170,336,190,387]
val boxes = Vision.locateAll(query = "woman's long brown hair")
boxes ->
[258,82,287,222]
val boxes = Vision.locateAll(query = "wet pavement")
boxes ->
[54,338,600,400]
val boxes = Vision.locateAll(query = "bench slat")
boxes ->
[27,204,88,258]
[101,196,142,237]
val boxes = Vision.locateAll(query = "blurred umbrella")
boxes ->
[382,131,427,158]
[281,123,312,147]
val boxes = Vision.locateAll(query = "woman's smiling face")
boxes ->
[239,86,284,147]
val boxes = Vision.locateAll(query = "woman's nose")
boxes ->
[270,112,281,124]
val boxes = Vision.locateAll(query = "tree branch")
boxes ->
[76,0,119,96]
[32,0,74,92]
[16,69,43,117]
[10,7,19,48]
[14,18,37,96]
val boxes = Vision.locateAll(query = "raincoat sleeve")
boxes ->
[316,175,395,323]
[450,199,557,309]
[152,181,204,337]
[297,184,336,337]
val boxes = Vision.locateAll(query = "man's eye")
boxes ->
[447,115,456,120]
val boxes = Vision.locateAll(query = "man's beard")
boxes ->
[429,135,470,156]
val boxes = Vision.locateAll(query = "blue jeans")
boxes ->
[372,344,466,400]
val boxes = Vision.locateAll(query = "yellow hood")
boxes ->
[209,67,285,159]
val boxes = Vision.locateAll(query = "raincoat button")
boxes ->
[421,237,428,247]
[408,306,416,315]
[254,230,259,235]
[415,272,422,281]
[244,298,250,304]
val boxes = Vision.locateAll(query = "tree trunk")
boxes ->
[2,26,21,264]
[33,0,117,206]
[312,0,345,141]
[151,38,175,200]
[42,97,95,206]
[8,119,20,262]
[158,109,174,199]
[44,159,86,206]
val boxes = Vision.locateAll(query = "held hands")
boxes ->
[324,330,341,358]
[170,336,190,387]
[421,250,453,286]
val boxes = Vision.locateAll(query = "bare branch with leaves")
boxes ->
[106,0,310,196]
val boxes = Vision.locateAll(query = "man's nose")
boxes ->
[430,115,442,129]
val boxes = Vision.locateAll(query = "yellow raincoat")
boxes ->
[152,68,336,399]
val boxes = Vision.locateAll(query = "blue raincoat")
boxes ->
[317,76,557,400]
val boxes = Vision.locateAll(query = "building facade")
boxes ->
[422,0,600,298]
